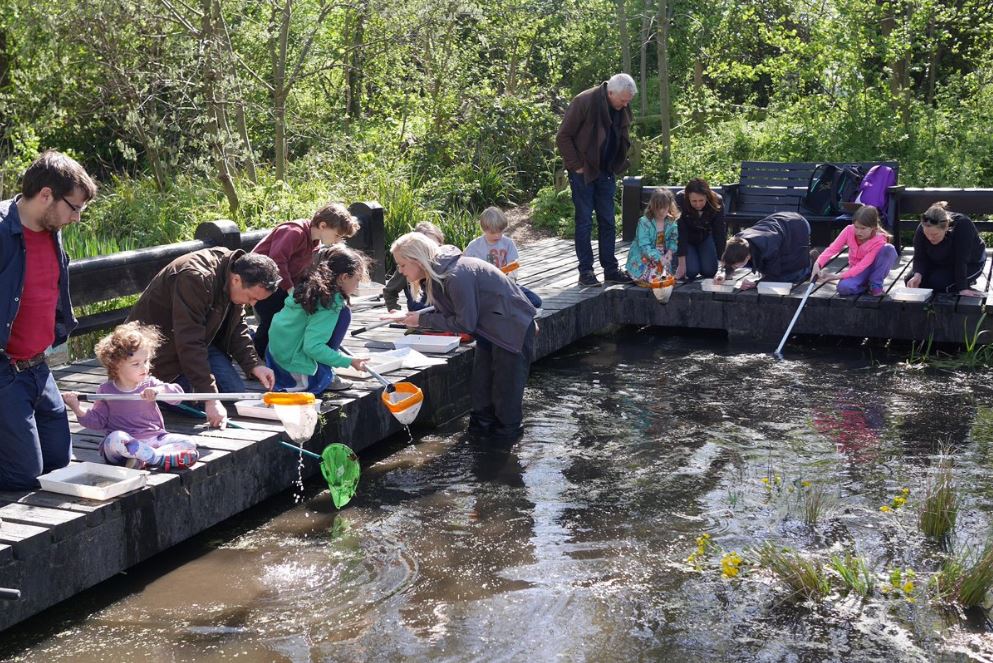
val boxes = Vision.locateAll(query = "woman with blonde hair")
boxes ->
[391,232,537,440]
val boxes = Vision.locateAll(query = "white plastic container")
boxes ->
[701,279,737,293]
[235,399,322,421]
[38,462,148,500]
[335,352,405,379]
[392,334,460,354]
[889,286,933,302]
[757,281,793,296]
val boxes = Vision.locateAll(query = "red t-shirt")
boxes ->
[7,228,59,360]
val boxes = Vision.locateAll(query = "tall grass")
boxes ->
[801,484,833,527]
[918,460,959,539]
[830,553,876,597]
[933,543,993,608]
[757,543,831,601]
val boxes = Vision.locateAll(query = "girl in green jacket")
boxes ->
[625,187,679,284]
[266,244,369,393]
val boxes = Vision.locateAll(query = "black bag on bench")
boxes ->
[803,163,864,216]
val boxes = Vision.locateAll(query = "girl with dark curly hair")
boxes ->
[266,244,370,393]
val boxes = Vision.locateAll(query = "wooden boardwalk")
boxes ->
[1,236,991,630]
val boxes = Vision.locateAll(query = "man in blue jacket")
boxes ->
[0,151,96,490]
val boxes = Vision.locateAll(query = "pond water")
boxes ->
[5,329,993,661]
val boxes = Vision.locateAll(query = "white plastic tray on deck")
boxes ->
[757,281,793,296]
[701,278,737,293]
[336,351,405,379]
[889,286,933,302]
[38,461,148,500]
[391,334,461,354]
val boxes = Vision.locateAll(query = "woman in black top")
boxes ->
[906,201,987,296]
[674,178,726,280]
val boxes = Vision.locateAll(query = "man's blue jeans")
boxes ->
[0,361,71,490]
[569,171,618,275]
[175,344,248,395]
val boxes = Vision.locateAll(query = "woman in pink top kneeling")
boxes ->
[813,205,897,297]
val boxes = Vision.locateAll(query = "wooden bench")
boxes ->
[721,161,900,246]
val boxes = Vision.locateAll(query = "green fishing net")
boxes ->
[320,443,361,509]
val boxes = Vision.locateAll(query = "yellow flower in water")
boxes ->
[880,505,892,512]
[902,580,915,594]
[721,551,743,578]
[892,496,907,508]
[801,480,811,488]
[761,477,770,485]
[901,487,910,496]
[775,475,782,485]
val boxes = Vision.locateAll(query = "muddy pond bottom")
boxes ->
[5,329,993,662]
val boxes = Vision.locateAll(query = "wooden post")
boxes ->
[348,202,387,284]
[622,176,643,241]
[195,219,242,250]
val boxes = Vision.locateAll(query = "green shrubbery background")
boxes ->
[2,0,991,261]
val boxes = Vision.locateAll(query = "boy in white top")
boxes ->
[464,207,519,274]
[463,206,543,311]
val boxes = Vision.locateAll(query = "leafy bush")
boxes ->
[530,184,575,237]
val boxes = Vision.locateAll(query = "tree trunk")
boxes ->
[638,0,650,117]
[202,0,239,212]
[346,7,366,119]
[879,4,909,124]
[617,0,631,74]
[925,18,939,105]
[272,0,291,181]
[656,0,671,177]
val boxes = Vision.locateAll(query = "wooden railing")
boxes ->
[69,202,386,336]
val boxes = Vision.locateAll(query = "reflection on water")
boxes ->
[6,329,993,661]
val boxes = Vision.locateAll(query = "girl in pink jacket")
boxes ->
[813,206,897,296]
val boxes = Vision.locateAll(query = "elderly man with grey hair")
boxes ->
[556,73,637,287]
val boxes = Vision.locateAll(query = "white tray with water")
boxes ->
[38,461,148,500]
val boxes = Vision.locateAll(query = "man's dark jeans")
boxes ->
[0,361,71,490]
[569,171,618,275]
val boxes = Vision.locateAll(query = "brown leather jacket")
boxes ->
[127,247,262,393]
[555,82,632,184]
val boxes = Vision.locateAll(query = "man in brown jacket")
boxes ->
[556,73,637,287]
[127,248,280,428]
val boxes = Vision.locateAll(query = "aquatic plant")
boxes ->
[933,543,993,608]
[879,487,910,513]
[801,483,832,527]
[686,533,711,570]
[721,551,744,579]
[829,553,875,598]
[918,462,958,539]
[882,568,917,603]
[910,313,993,370]
[757,543,831,601]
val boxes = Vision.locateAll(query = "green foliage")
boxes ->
[918,460,959,539]
[933,543,993,608]
[830,553,876,598]
[757,543,831,601]
[530,184,575,237]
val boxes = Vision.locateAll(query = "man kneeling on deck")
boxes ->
[0,152,97,490]
[715,212,814,290]
[127,248,281,429]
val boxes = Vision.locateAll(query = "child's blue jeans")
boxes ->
[267,307,351,393]
[836,244,898,295]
